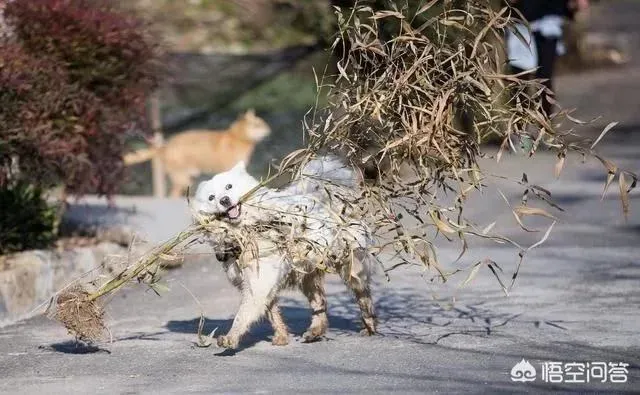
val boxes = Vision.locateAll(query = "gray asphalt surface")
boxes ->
[2,1,640,394]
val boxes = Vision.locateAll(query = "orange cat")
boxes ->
[124,110,270,197]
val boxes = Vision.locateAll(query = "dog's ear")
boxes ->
[245,108,255,117]
[193,180,211,200]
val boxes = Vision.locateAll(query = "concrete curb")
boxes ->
[0,242,127,327]
[0,195,195,329]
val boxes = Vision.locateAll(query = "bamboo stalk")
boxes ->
[87,225,204,302]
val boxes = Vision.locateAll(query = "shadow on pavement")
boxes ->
[165,305,362,353]
[40,341,111,355]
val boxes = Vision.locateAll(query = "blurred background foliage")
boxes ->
[129,0,336,53]
[0,0,623,252]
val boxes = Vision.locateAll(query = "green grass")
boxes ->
[230,70,324,114]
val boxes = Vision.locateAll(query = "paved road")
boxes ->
[1,1,640,393]
[2,156,639,393]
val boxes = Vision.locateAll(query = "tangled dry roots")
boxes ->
[47,286,106,343]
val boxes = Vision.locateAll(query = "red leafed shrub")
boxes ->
[0,0,163,195]
[1,44,93,190]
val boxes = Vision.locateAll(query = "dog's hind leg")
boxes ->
[301,271,328,342]
[218,257,290,349]
[341,249,377,335]
[266,299,289,346]
[168,171,191,198]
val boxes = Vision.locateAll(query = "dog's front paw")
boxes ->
[217,334,239,349]
[302,327,326,343]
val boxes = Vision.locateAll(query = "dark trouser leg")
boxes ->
[533,32,559,117]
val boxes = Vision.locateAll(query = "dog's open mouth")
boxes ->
[226,204,241,220]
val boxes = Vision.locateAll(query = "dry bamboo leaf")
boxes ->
[336,61,350,82]
[513,205,557,220]
[603,172,616,201]
[460,261,482,288]
[591,121,618,149]
[372,10,405,20]
[527,221,556,251]
[428,211,456,234]
[594,155,618,199]
[470,7,506,58]
[565,112,600,125]
[554,152,566,178]
[497,190,536,232]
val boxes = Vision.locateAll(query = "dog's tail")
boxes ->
[286,155,358,198]
[123,147,160,166]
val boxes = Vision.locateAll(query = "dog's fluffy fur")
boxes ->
[124,110,270,198]
[192,156,377,349]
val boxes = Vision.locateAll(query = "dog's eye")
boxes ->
[225,184,232,190]
[208,194,215,201]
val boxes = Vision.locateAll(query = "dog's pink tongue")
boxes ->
[228,205,240,219]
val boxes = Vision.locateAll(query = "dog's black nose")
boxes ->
[219,196,232,207]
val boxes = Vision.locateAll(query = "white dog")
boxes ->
[192,156,377,349]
